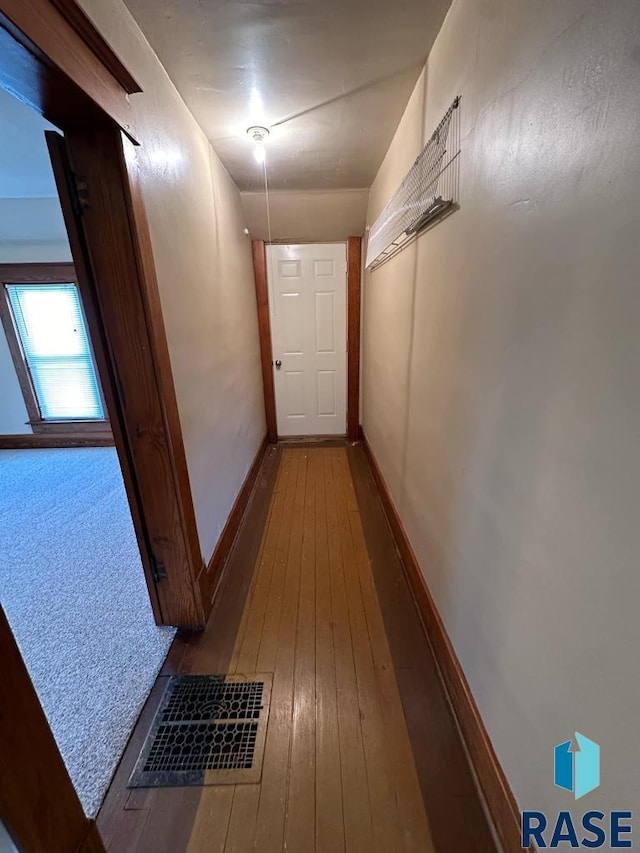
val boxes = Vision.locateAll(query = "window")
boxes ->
[0,264,109,435]
[7,284,104,421]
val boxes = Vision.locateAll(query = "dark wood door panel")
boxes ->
[0,606,106,853]
[47,127,204,628]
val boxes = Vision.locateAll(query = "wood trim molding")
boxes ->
[120,134,205,610]
[29,420,112,436]
[197,434,269,610]
[347,236,362,441]
[48,0,141,93]
[0,262,76,282]
[0,605,106,853]
[360,429,528,853]
[0,0,139,139]
[44,129,161,624]
[49,125,204,627]
[0,432,114,449]
[252,240,277,442]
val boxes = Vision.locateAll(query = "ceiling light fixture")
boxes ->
[247,125,270,165]
[246,125,272,244]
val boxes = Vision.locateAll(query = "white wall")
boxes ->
[0,329,31,435]
[77,0,265,562]
[363,0,640,823]
[0,197,71,434]
[241,189,368,241]
[0,198,71,263]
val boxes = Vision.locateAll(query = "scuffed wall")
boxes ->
[78,0,266,562]
[363,0,640,822]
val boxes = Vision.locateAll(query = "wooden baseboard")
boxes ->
[360,429,527,853]
[0,433,114,449]
[197,435,269,612]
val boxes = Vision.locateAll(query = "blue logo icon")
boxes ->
[522,734,631,848]
[554,732,600,799]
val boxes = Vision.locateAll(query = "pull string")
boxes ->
[262,156,273,244]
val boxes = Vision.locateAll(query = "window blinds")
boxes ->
[6,283,104,421]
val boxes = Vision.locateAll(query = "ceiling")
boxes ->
[122,0,451,191]
[0,87,59,198]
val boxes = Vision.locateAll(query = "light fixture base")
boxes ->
[246,125,270,144]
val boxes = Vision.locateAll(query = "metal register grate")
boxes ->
[129,675,272,788]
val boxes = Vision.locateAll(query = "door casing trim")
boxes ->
[346,236,362,441]
[252,237,362,442]
[252,240,278,442]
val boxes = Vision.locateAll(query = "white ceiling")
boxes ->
[0,87,59,198]
[122,0,451,191]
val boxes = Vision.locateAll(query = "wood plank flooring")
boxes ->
[98,445,496,852]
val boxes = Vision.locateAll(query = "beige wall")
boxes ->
[241,189,368,242]
[363,0,640,821]
[78,0,265,562]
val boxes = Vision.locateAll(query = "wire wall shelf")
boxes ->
[365,96,461,271]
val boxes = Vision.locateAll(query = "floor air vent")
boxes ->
[129,674,272,788]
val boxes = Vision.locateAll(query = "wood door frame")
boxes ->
[252,240,277,442]
[0,0,205,630]
[0,0,207,846]
[252,237,362,442]
[48,126,204,627]
[0,0,140,139]
[346,236,362,441]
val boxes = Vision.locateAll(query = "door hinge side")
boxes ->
[151,553,168,582]
[67,171,90,217]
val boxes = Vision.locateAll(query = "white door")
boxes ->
[267,243,347,437]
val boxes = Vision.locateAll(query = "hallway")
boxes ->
[98,445,495,852]
[1,0,639,848]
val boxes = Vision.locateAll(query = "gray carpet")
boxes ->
[0,448,175,817]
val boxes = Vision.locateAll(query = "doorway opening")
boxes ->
[254,238,361,443]
[268,243,348,438]
[0,86,174,816]
[0,5,210,848]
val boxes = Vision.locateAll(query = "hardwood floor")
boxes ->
[98,445,496,852]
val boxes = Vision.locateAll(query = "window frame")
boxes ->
[0,263,110,436]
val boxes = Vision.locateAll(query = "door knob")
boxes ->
[275,359,282,369]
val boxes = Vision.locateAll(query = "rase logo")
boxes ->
[521,734,633,849]
[554,733,600,800]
